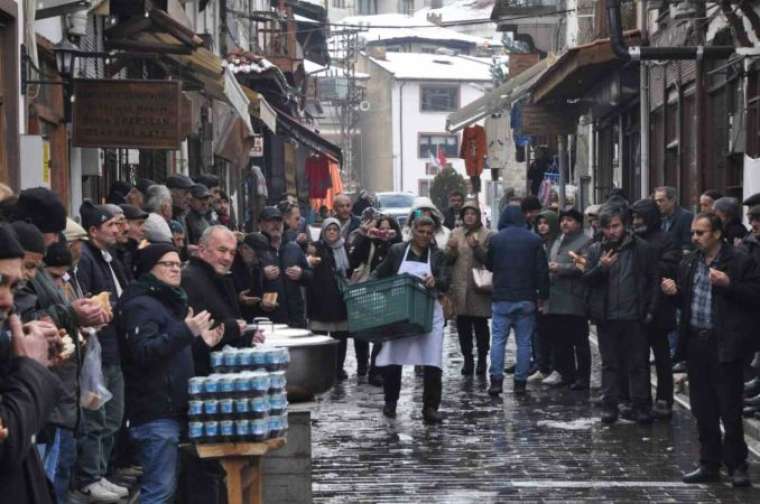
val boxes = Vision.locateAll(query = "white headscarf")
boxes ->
[321,218,350,275]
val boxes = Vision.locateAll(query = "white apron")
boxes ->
[376,244,445,369]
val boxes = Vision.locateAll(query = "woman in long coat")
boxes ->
[445,201,493,376]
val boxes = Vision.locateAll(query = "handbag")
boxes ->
[350,242,375,284]
[472,267,493,293]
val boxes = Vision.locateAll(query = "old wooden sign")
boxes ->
[520,103,581,136]
[73,79,183,149]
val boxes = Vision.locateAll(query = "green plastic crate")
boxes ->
[342,273,435,343]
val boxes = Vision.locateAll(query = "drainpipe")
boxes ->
[639,0,650,198]
[398,81,406,192]
[606,0,734,61]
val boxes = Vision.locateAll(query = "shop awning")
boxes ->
[529,30,641,105]
[445,55,556,133]
[275,109,342,165]
[241,86,278,133]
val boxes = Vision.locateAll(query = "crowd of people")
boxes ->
[1,176,760,504]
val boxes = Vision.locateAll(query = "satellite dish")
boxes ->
[359,100,370,111]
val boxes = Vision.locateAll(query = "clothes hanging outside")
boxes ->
[460,125,487,177]
[485,114,509,171]
[310,157,344,210]
[305,153,333,199]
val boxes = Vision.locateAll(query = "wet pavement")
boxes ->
[311,328,760,503]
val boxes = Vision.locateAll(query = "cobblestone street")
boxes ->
[311,329,760,503]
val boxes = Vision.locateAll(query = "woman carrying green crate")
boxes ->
[372,215,449,424]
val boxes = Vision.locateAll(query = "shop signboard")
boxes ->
[250,135,264,157]
[73,79,183,150]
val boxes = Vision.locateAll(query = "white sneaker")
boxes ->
[79,481,121,503]
[527,370,546,383]
[99,478,129,498]
[542,370,564,386]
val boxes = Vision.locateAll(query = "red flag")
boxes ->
[436,144,447,169]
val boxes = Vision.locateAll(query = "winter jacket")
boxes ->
[478,206,549,303]
[583,232,659,323]
[185,209,210,246]
[460,125,487,177]
[544,230,591,317]
[306,241,350,323]
[662,206,694,251]
[372,241,449,295]
[181,257,250,376]
[118,277,195,426]
[724,219,748,245]
[739,233,760,265]
[231,255,266,321]
[259,235,313,328]
[0,356,63,504]
[445,219,494,318]
[76,241,128,366]
[632,198,682,330]
[114,239,139,283]
[673,244,760,363]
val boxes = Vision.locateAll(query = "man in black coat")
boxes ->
[662,212,760,487]
[631,199,681,419]
[181,225,251,376]
[75,202,130,500]
[654,186,694,251]
[0,225,64,504]
[258,207,312,328]
[579,204,659,425]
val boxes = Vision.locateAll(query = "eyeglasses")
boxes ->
[156,261,182,269]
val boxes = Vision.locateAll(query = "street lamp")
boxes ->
[54,38,80,78]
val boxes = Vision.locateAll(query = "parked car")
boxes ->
[375,192,416,227]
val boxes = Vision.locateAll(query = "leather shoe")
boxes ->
[682,466,721,484]
[488,376,503,396]
[513,380,527,395]
[744,393,760,407]
[422,408,443,424]
[382,403,397,419]
[730,467,751,488]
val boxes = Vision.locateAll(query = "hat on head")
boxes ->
[44,241,72,267]
[135,242,178,277]
[743,192,760,208]
[80,201,115,231]
[169,219,185,234]
[258,206,283,221]
[14,187,67,233]
[143,213,173,244]
[520,195,542,213]
[584,204,602,217]
[190,184,212,199]
[63,218,88,243]
[166,175,195,190]
[748,205,760,219]
[194,173,220,189]
[108,181,133,204]
[243,232,270,252]
[559,206,584,223]
[0,224,25,260]
[11,221,45,255]
[136,178,156,195]
[120,204,149,221]
[104,204,124,217]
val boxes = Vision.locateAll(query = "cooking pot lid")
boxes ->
[270,335,338,347]
[268,328,312,339]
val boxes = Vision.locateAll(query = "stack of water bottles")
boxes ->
[187,345,290,444]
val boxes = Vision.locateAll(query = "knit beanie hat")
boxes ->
[11,221,45,254]
[44,241,72,267]
[0,224,25,259]
[14,187,67,233]
[135,242,178,277]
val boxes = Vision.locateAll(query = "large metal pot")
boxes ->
[270,335,338,402]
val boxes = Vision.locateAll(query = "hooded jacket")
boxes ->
[544,227,591,317]
[632,199,682,330]
[402,197,450,249]
[478,206,549,302]
[536,210,560,249]
[445,202,494,317]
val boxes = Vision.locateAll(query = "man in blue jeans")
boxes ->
[476,205,549,395]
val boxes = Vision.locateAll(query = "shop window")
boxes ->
[418,133,458,159]
[420,85,459,112]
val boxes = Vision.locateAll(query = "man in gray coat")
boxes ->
[542,207,591,390]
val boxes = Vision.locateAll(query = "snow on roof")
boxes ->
[335,13,491,47]
[368,52,494,81]
[414,0,496,23]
